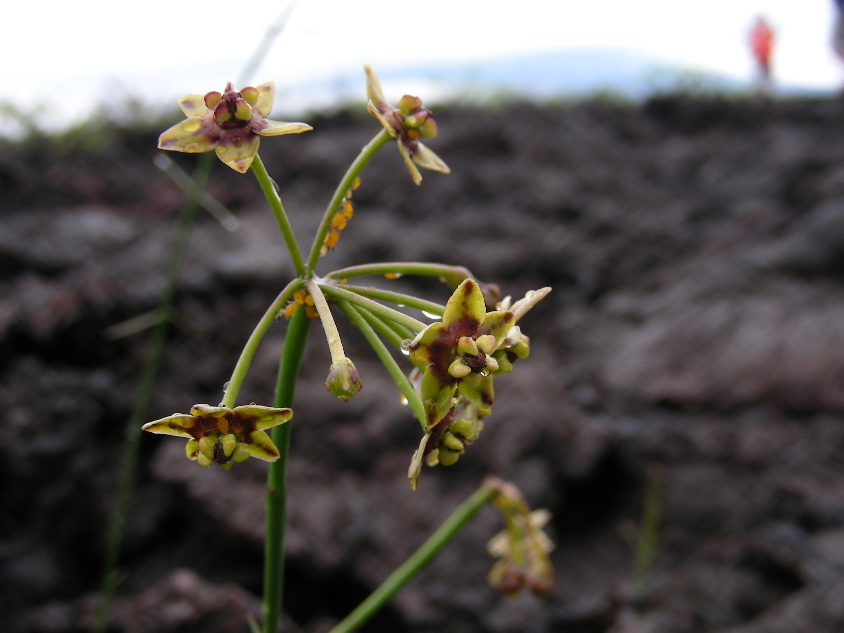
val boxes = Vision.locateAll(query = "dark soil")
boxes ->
[4,94,844,633]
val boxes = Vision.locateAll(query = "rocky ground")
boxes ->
[3,94,844,633]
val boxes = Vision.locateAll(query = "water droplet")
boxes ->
[400,339,412,355]
[421,310,441,320]
[479,370,490,377]
[222,381,231,392]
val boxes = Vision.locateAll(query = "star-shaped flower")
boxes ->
[142,404,292,469]
[158,82,312,173]
[406,282,550,487]
[365,65,450,185]
[409,278,514,428]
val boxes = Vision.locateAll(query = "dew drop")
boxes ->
[400,339,412,355]
[222,381,231,392]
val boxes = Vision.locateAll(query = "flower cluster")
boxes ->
[158,82,311,173]
[142,404,292,469]
[406,280,550,487]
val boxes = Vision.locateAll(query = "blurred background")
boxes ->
[3,0,844,135]
[4,2,844,633]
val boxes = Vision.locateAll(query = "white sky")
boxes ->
[3,0,843,130]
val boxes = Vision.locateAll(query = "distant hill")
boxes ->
[281,47,826,113]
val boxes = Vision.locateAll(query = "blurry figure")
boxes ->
[834,0,844,59]
[749,16,775,91]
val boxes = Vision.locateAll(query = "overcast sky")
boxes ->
[4,1,843,130]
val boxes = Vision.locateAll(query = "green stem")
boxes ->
[338,301,426,429]
[220,278,304,408]
[263,308,313,633]
[319,282,426,333]
[354,305,412,352]
[329,482,497,633]
[252,154,306,277]
[327,262,474,288]
[337,283,445,317]
[305,129,393,271]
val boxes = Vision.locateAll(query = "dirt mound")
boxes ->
[4,94,844,633]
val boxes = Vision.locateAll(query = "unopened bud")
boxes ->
[325,357,363,402]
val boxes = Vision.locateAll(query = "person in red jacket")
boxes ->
[750,16,775,88]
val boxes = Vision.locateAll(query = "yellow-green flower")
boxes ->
[142,404,292,469]
[364,65,450,185]
[406,282,550,487]
[487,479,555,597]
[158,82,312,173]
[409,278,515,428]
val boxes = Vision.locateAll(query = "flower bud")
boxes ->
[234,98,252,121]
[198,435,217,460]
[232,443,250,463]
[204,91,223,109]
[437,448,461,466]
[325,357,363,402]
[440,432,465,453]
[221,433,238,457]
[448,358,472,378]
[240,86,259,105]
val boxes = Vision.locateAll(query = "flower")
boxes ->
[487,479,555,597]
[364,66,450,185]
[158,82,312,173]
[142,404,292,469]
[406,281,550,487]
[408,278,515,428]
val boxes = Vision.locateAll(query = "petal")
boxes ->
[246,430,281,461]
[367,103,398,138]
[411,142,450,175]
[179,94,208,118]
[364,65,390,113]
[421,368,457,427]
[408,322,448,367]
[407,433,430,489]
[257,120,313,136]
[443,279,485,332]
[458,373,495,410]
[509,288,551,323]
[142,413,198,438]
[233,404,293,430]
[479,310,516,345]
[397,141,423,185]
[254,82,276,117]
[191,404,228,418]
[215,136,261,173]
[158,118,217,153]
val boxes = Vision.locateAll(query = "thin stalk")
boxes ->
[252,154,306,276]
[305,129,392,271]
[354,305,412,351]
[338,301,425,428]
[327,262,474,288]
[95,156,211,632]
[307,279,346,364]
[263,308,312,633]
[329,482,497,633]
[337,283,445,317]
[319,282,426,334]
[220,278,304,408]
